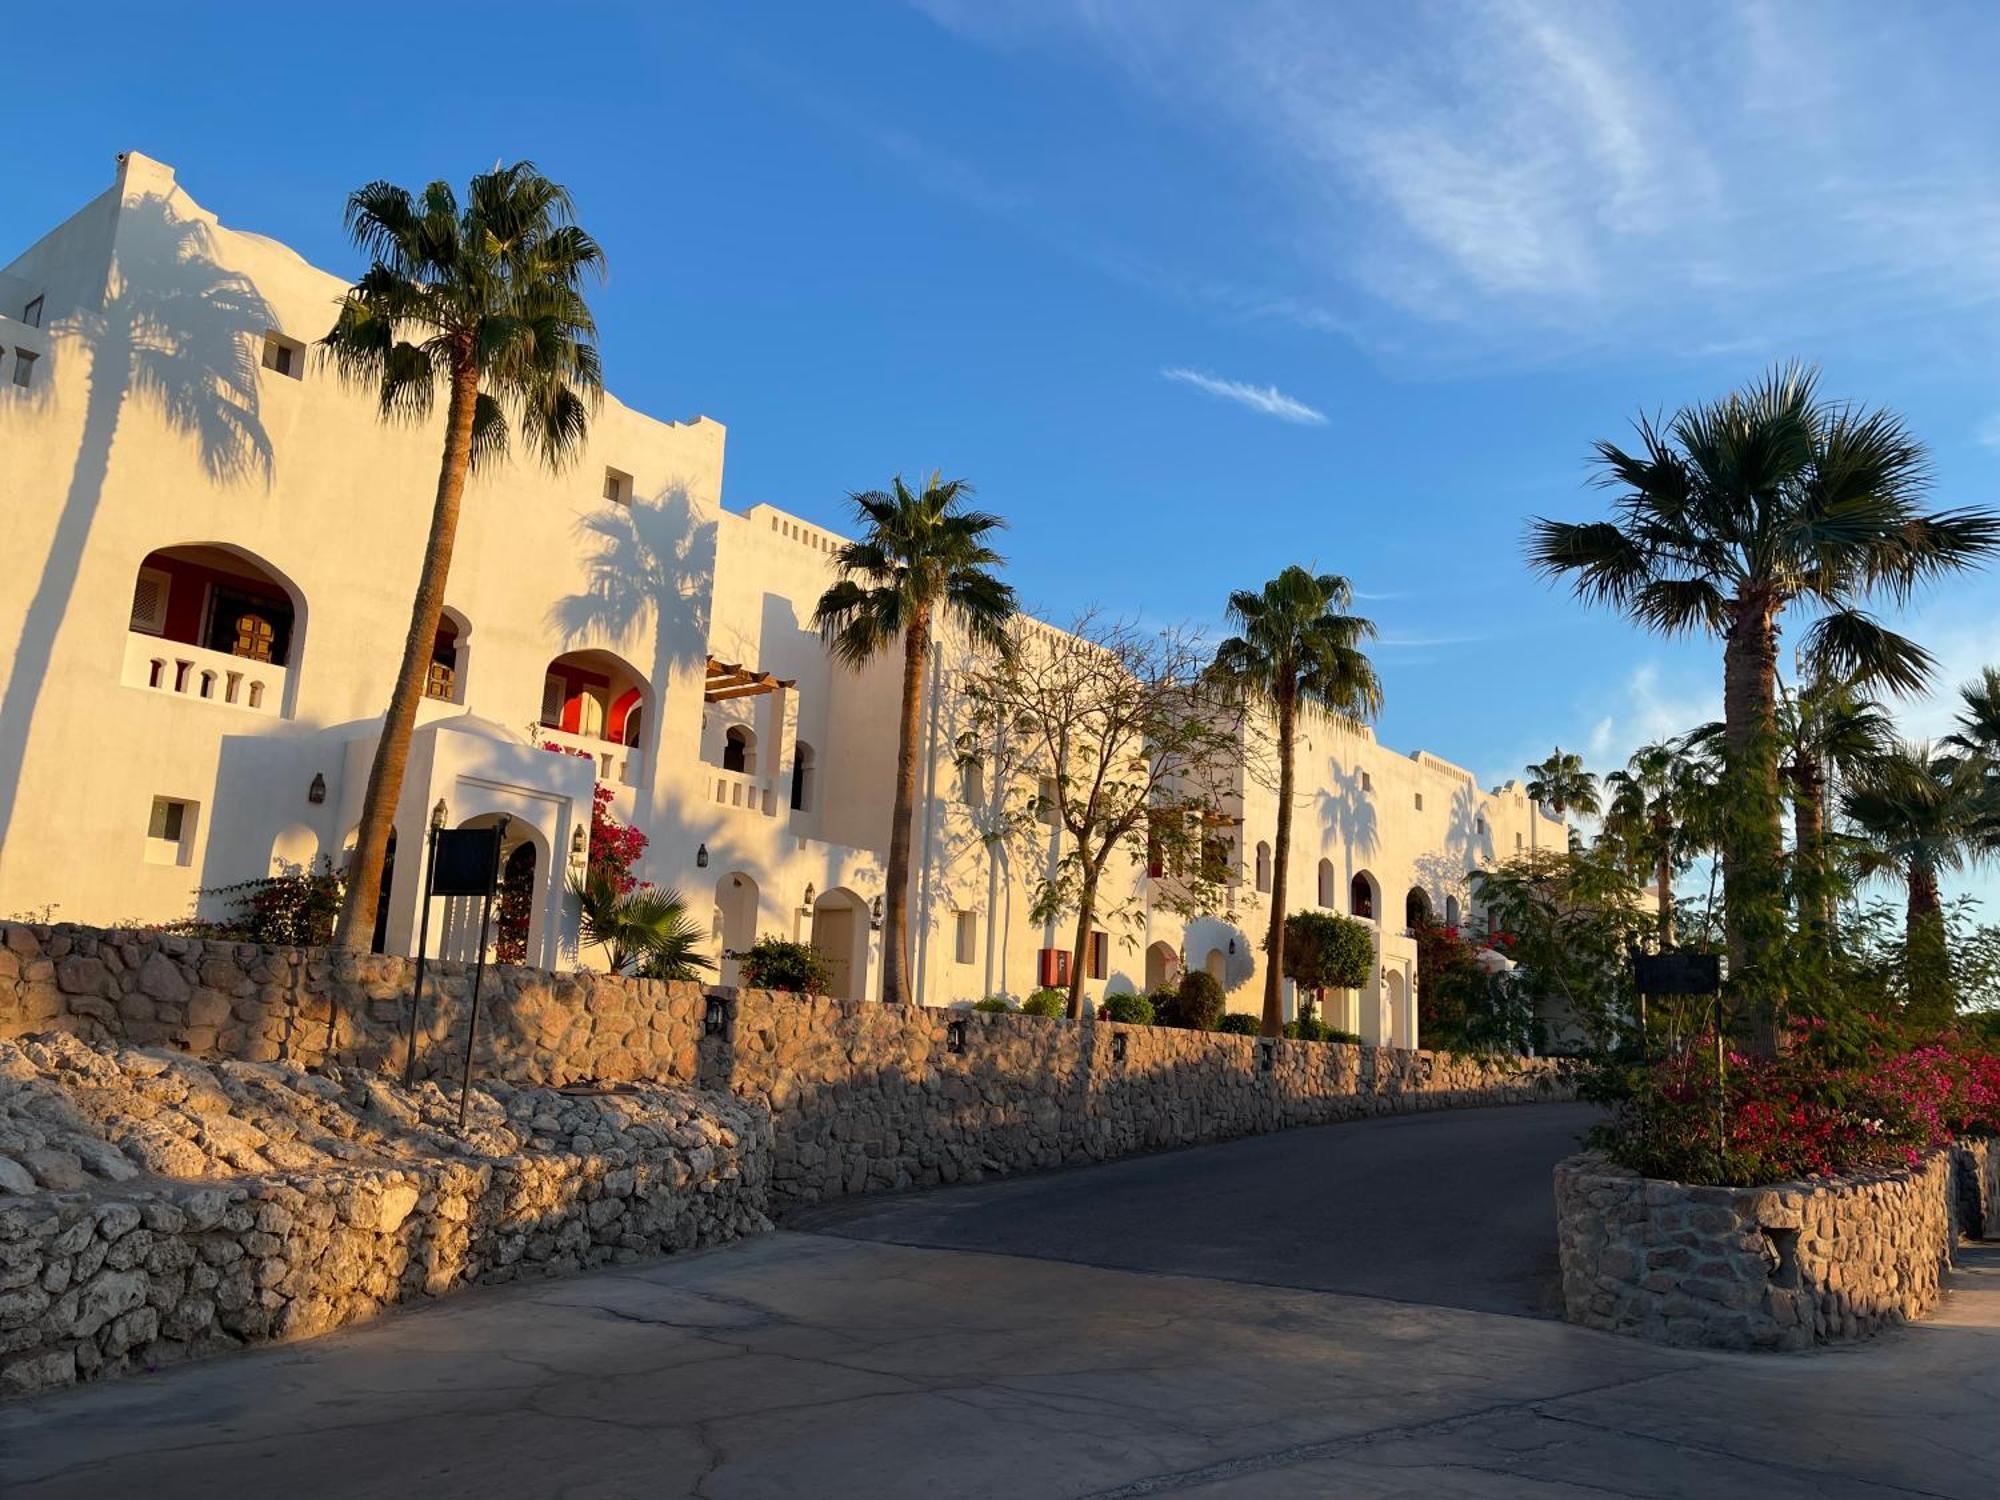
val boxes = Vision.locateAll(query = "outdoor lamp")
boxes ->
[307,773,326,805]
[696,842,709,869]
[946,1018,967,1055]
[802,882,816,913]
[570,826,587,861]
[430,799,448,830]
[870,894,884,930]
[704,995,728,1036]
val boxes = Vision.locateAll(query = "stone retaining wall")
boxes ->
[0,1034,770,1396]
[0,922,1574,1212]
[1553,1150,1957,1350]
[1954,1137,1999,1240]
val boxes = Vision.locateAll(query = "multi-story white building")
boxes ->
[0,152,1565,1041]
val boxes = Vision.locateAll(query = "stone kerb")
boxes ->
[1554,1150,1957,1351]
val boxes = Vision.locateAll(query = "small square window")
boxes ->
[1361,771,1373,792]
[1515,831,1524,851]
[260,330,304,379]
[21,295,42,328]
[954,911,977,965]
[1414,792,1424,812]
[603,467,633,505]
[145,796,197,866]
[10,349,36,388]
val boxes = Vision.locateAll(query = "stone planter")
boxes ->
[1553,1150,1956,1351]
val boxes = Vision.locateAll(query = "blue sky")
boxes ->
[17,1,2000,910]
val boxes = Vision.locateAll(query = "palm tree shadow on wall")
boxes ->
[548,487,715,827]
[0,194,274,857]
[1315,758,1380,885]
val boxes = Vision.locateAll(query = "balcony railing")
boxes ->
[709,767,777,816]
[123,633,285,716]
[541,724,643,787]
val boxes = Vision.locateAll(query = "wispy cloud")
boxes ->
[1161,367,1327,425]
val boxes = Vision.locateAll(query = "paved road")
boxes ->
[6,1104,1998,1498]
[797,1101,1600,1317]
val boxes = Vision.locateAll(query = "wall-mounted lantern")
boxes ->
[696,842,710,869]
[1227,937,1237,955]
[870,894,884,930]
[703,995,729,1037]
[431,798,449,829]
[307,773,326,805]
[802,882,816,914]
[1111,1032,1128,1065]
[1258,1039,1275,1074]
[946,1017,967,1055]
[570,825,587,863]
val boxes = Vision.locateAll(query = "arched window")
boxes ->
[125,543,304,717]
[1317,858,1336,908]
[1405,888,1431,932]
[1255,841,1272,894]
[1444,894,1461,929]
[724,726,755,774]
[791,742,815,811]
[427,609,468,702]
[1350,871,1377,921]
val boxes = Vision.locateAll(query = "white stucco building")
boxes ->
[0,152,1565,1043]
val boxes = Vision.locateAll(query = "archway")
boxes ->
[791,742,815,811]
[428,607,470,703]
[437,815,548,964]
[1350,870,1378,921]
[1386,969,1410,1049]
[269,822,319,876]
[540,648,650,784]
[1317,858,1336,908]
[809,886,867,1000]
[1145,940,1179,992]
[1204,948,1227,984]
[715,870,760,986]
[126,542,305,716]
[723,725,756,774]
[1255,841,1272,894]
[1405,887,1431,932]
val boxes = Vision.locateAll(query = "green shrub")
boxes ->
[1324,1028,1363,1044]
[1020,988,1067,1019]
[731,937,833,995]
[1156,969,1224,1030]
[1216,1012,1258,1036]
[1100,991,1155,1025]
[972,996,1012,1013]
[1284,1014,1327,1041]
[181,862,346,947]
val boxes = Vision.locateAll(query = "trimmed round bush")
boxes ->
[1019,988,1066,1019]
[1100,991,1155,1026]
[1158,969,1225,1031]
[1285,1015,1327,1042]
[1216,1012,1259,1036]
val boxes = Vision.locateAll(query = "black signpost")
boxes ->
[397,811,511,1128]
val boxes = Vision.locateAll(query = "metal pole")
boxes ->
[457,816,511,1133]
[404,822,441,1087]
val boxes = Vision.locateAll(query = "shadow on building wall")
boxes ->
[0,195,274,858]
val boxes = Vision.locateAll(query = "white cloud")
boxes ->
[1160,367,1327,425]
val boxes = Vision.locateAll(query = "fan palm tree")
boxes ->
[1213,568,1382,1038]
[813,474,1015,1004]
[1947,666,2000,757]
[571,867,712,979]
[1841,741,1996,1023]
[323,164,604,952]
[1777,672,1894,936]
[1602,740,1686,944]
[1525,747,1600,821]
[1528,364,2000,1052]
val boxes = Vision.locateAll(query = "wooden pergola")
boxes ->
[704,657,795,703]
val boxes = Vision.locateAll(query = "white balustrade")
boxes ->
[122,632,285,716]
[539,724,645,788]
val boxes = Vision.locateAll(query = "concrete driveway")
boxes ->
[5,1104,1997,1498]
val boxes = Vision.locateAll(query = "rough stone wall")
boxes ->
[0,1034,770,1396]
[1953,1137,1999,1240]
[1553,1150,1957,1351]
[0,922,1574,1213]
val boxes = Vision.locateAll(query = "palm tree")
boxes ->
[1947,666,2000,757]
[813,474,1015,1004]
[1525,747,1600,821]
[1602,740,1686,945]
[1528,364,2000,1052]
[323,164,604,952]
[1213,568,1382,1038]
[1777,672,1894,936]
[572,867,712,979]
[1842,741,1996,1023]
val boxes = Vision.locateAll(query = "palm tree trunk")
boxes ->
[1262,685,1297,1038]
[1721,597,1783,1055]
[1905,861,1951,1026]
[1789,760,1826,937]
[1066,859,1100,1020]
[880,607,931,1004]
[335,357,480,952]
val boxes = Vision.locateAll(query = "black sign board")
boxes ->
[1632,951,1722,997]
[431,827,504,897]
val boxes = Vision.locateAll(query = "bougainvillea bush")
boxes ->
[1588,1020,2000,1186]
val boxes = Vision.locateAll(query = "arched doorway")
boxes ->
[791,742,816,811]
[722,725,756,774]
[1145,940,1179,992]
[495,841,538,964]
[437,815,547,964]
[1444,894,1461,929]
[1405,887,1431,932]
[1386,969,1410,1049]
[1255,842,1272,894]
[125,542,306,717]
[427,608,470,703]
[540,648,649,785]
[809,886,867,1000]
[715,871,759,986]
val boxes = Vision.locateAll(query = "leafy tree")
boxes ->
[1275,910,1372,1025]
[1600,739,1697,944]
[733,936,833,995]
[813,474,1015,1003]
[1528,364,2000,1051]
[1842,741,1997,1023]
[1525,747,1600,820]
[1212,567,1381,1037]
[962,614,1242,1017]
[570,866,711,980]
[325,164,605,951]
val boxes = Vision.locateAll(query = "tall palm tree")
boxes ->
[1213,568,1382,1039]
[1602,740,1686,945]
[1777,671,1894,936]
[1528,364,2000,1052]
[571,867,712,979]
[1947,666,2000,757]
[1842,741,1995,1024]
[323,164,604,952]
[813,474,1015,1004]
[1525,747,1600,821]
